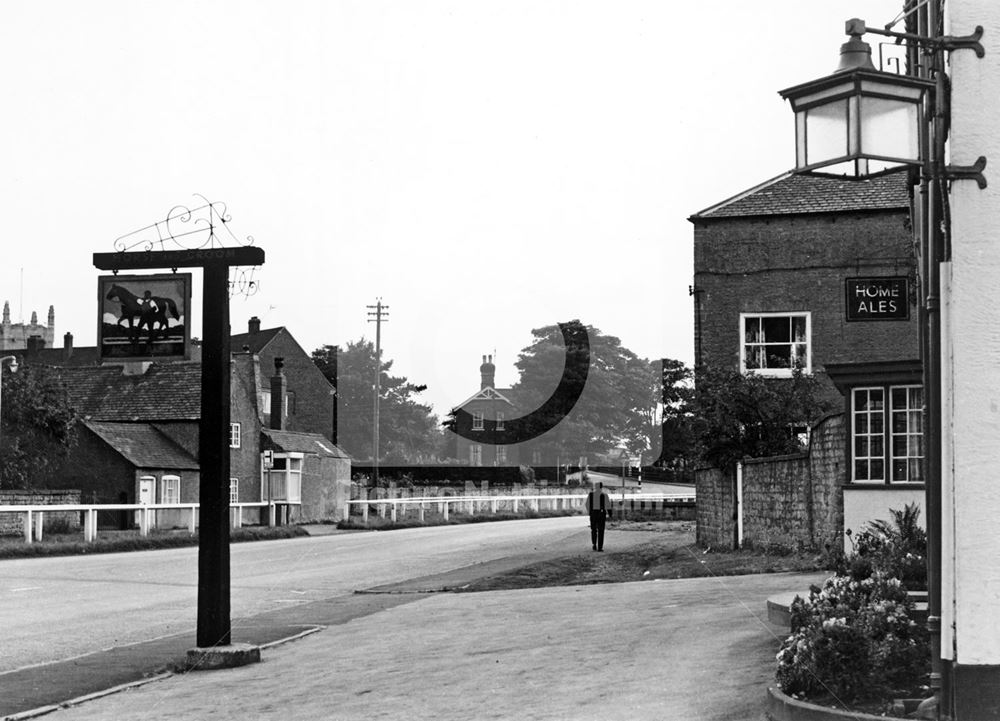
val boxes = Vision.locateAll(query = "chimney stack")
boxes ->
[270,357,286,430]
[64,332,74,360]
[480,354,496,390]
[248,316,261,335]
[26,335,45,356]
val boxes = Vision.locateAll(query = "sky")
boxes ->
[0,0,906,419]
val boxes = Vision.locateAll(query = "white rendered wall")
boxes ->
[842,487,926,554]
[943,0,1000,666]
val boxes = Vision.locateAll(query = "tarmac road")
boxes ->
[0,516,607,673]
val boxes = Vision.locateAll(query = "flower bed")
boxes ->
[773,504,930,714]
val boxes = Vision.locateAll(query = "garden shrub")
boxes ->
[777,572,929,702]
[777,505,929,703]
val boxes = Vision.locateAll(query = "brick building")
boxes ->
[231,317,336,442]
[690,169,925,542]
[450,355,526,467]
[20,320,348,524]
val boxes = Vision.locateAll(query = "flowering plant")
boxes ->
[776,572,928,702]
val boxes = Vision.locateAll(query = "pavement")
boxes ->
[0,526,827,721]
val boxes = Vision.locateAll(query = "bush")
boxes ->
[840,503,927,591]
[777,573,929,702]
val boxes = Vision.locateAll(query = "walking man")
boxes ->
[586,481,612,551]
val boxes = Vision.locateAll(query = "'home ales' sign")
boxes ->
[845,277,909,321]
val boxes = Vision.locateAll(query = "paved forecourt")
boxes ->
[39,571,827,721]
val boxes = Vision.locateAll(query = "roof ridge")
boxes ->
[689,171,794,220]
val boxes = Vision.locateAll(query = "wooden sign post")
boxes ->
[94,246,264,649]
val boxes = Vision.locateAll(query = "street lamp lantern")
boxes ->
[778,18,934,178]
[0,355,19,450]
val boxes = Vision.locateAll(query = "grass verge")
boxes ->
[456,520,829,592]
[0,525,310,560]
[337,508,584,531]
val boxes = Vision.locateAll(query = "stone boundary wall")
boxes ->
[695,414,845,551]
[695,467,734,548]
[0,489,82,535]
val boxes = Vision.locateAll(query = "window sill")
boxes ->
[741,369,812,379]
[842,483,926,490]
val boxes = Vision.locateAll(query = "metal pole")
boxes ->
[197,264,232,648]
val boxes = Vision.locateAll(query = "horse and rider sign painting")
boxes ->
[98,273,192,361]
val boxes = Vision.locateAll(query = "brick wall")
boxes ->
[695,466,734,548]
[255,330,335,441]
[0,489,81,535]
[693,211,920,405]
[695,414,846,551]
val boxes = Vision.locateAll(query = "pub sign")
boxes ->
[845,276,910,322]
[98,273,192,361]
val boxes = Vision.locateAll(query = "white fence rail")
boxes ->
[344,492,696,526]
[0,502,271,544]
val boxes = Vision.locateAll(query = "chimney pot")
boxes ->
[270,356,287,430]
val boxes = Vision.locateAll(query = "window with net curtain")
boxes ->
[741,312,811,376]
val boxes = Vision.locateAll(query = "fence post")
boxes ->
[268,503,276,528]
[443,500,450,521]
[418,502,425,522]
[23,510,32,544]
[85,509,98,543]
[391,502,397,523]
[362,502,369,526]
[35,511,44,542]
[190,507,198,534]
[491,498,497,514]
[139,508,150,537]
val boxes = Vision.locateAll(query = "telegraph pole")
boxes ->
[366,299,388,486]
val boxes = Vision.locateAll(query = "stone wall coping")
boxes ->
[742,453,809,466]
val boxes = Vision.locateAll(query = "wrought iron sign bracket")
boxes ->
[945,156,988,189]
[860,19,986,58]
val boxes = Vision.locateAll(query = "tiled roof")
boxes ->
[86,421,199,469]
[27,346,103,367]
[56,363,202,421]
[690,170,911,220]
[230,327,283,354]
[262,428,350,459]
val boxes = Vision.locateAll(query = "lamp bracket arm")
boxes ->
[944,156,988,189]
[866,24,985,58]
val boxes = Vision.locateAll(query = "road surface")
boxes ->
[0,516,592,673]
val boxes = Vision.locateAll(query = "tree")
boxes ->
[312,340,442,463]
[690,366,835,472]
[0,364,78,489]
[510,322,661,461]
[657,358,700,469]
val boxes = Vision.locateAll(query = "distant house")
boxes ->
[690,169,923,547]
[450,355,524,467]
